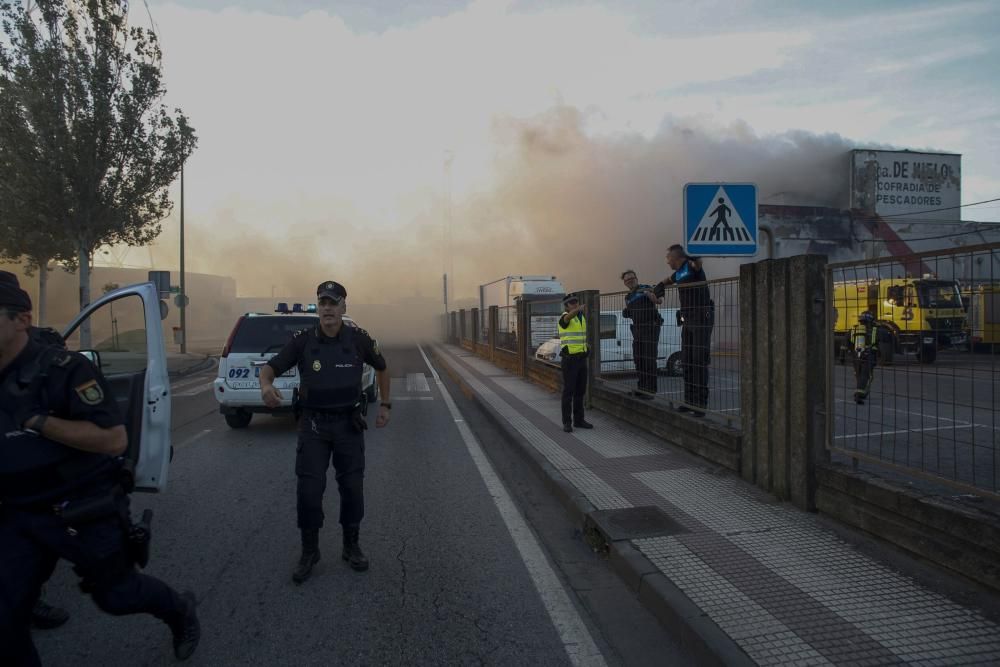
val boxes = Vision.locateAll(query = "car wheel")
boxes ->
[225,410,252,429]
[663,352,684,377]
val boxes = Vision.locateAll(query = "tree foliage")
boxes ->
[0,0,196,306]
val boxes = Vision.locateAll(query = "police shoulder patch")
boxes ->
[75,379,105,405]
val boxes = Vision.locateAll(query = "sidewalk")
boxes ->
[432,344,1000,666]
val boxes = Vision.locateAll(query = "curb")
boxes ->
[169,355,216,379]
[431,345,753,667]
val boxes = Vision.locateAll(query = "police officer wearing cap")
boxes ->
[260,280,391,583]
[557,293,594,433]
[0,271,200,664]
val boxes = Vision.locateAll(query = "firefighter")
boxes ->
[851,311,879,404]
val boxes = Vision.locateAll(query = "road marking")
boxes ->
[418,345,606,667]
[171,373,216,392]
[406,372,431,393]
[834,399,993,429]
[172,383,213,398]
[834,424,976,440]
[176,428,212,448]
[393,396,434,401]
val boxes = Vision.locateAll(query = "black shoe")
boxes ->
[170,591,200,661]
[573,420,594,429]
[563,423,573,433]
[292,548,321,583]
[31,599,69,630]
[342,526,369,572]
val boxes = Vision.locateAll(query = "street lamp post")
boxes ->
[180,160,187,354]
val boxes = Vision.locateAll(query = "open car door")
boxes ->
[62,282,171,492]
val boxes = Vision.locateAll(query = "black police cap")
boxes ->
[0,270,32,311]
[562,292,580,306]
[316,281,347,301]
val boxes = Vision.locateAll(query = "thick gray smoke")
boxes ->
[163,104,858,309]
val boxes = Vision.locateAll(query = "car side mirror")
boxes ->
[80,349,103,368]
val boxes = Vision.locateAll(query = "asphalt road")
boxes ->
[33,345,691,666]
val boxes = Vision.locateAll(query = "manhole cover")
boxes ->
[588,506,687,541]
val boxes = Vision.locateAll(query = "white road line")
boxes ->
[176,428,212,448]
[834,399,994,429]
[418,345,606,667]
[393,396,434,401]
[834,424,976,440]
[406,372,431,393]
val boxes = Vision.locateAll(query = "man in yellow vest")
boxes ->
[558,293,594,433]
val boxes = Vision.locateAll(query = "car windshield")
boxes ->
[917,282,962,309]
[230,316,317,353]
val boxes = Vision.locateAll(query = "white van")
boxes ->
[535,308,683,376]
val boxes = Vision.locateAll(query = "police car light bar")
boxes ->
[275,302,290,313]
[306,304,317,313]
[292,303,304,312]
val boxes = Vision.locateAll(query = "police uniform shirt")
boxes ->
[0,340,123,501]
[623,286,662,327]
[654,260,710,316]
[266,323,386,408]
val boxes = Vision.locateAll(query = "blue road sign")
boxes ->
[684,183,758,257]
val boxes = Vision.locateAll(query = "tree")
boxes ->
[0,0,196,344]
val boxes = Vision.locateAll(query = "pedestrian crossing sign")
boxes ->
[684,183,758,256]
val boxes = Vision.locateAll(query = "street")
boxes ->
[33,345,688,666]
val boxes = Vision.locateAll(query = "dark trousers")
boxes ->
[296,413,366,530]
[560,354,588,425]
[853,349,877,398]
[632,325,661,394]
[0,502,183,666]
[681,322,712,408]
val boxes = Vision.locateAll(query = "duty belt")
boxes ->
[303,405,357,418]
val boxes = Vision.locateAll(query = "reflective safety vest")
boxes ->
[558,313,588,355]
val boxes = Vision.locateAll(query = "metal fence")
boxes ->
[496,306,517,353]
[523,280,741,421]
[481,309,489,344]
[827,243,1000,496]
[461,309,475,343]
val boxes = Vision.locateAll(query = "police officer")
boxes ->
[0,271,199,665]
[655,245,713,416]
[850,310,879,405]
[558,293,594,433]
[260,280,390,583]
[621,270,663,399]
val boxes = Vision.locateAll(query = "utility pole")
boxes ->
[444,150,454,309]
[180,161,187,353]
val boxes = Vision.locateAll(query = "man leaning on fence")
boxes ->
[621,270,662,399]
[558,293,593,433]
[655,245,713,417]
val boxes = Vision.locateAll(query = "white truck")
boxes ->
[479,275,565,349]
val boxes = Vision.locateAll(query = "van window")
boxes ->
[230,316,317,354]
[599,314,617,340]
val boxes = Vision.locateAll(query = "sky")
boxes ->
[108,0,1000,303]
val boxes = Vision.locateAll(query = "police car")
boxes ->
[214,303,378,429]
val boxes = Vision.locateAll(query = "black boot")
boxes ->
[170,590,200,661]
[292,528,321,584]
[31,598,70,630]
[342,525,369,572]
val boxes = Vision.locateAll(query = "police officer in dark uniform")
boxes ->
[621,270,663,398]
[260,280,390,583]
[0,271,199,665]
[655,245,713,416]
[557,293,594,433]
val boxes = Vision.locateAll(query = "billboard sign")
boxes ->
[850,149,961,221]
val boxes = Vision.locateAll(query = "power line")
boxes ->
[863,225,1000,243]
[875,197,1000,219]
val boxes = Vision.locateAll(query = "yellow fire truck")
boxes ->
[963,284,1000,349]
[833,278,967,364]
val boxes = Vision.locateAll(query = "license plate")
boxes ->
[229,380,259,389]
[251,367,294,377]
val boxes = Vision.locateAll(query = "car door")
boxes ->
[62,282,171,492]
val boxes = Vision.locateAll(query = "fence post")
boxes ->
[471,308,480,353]
[459,309,466,342]
[489,306,498,361]
[740,254,827,511]
[449,311,458,343]
[581,290,601,407]
[517,299,529,377]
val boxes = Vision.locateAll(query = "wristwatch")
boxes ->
[380,402,392,410]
